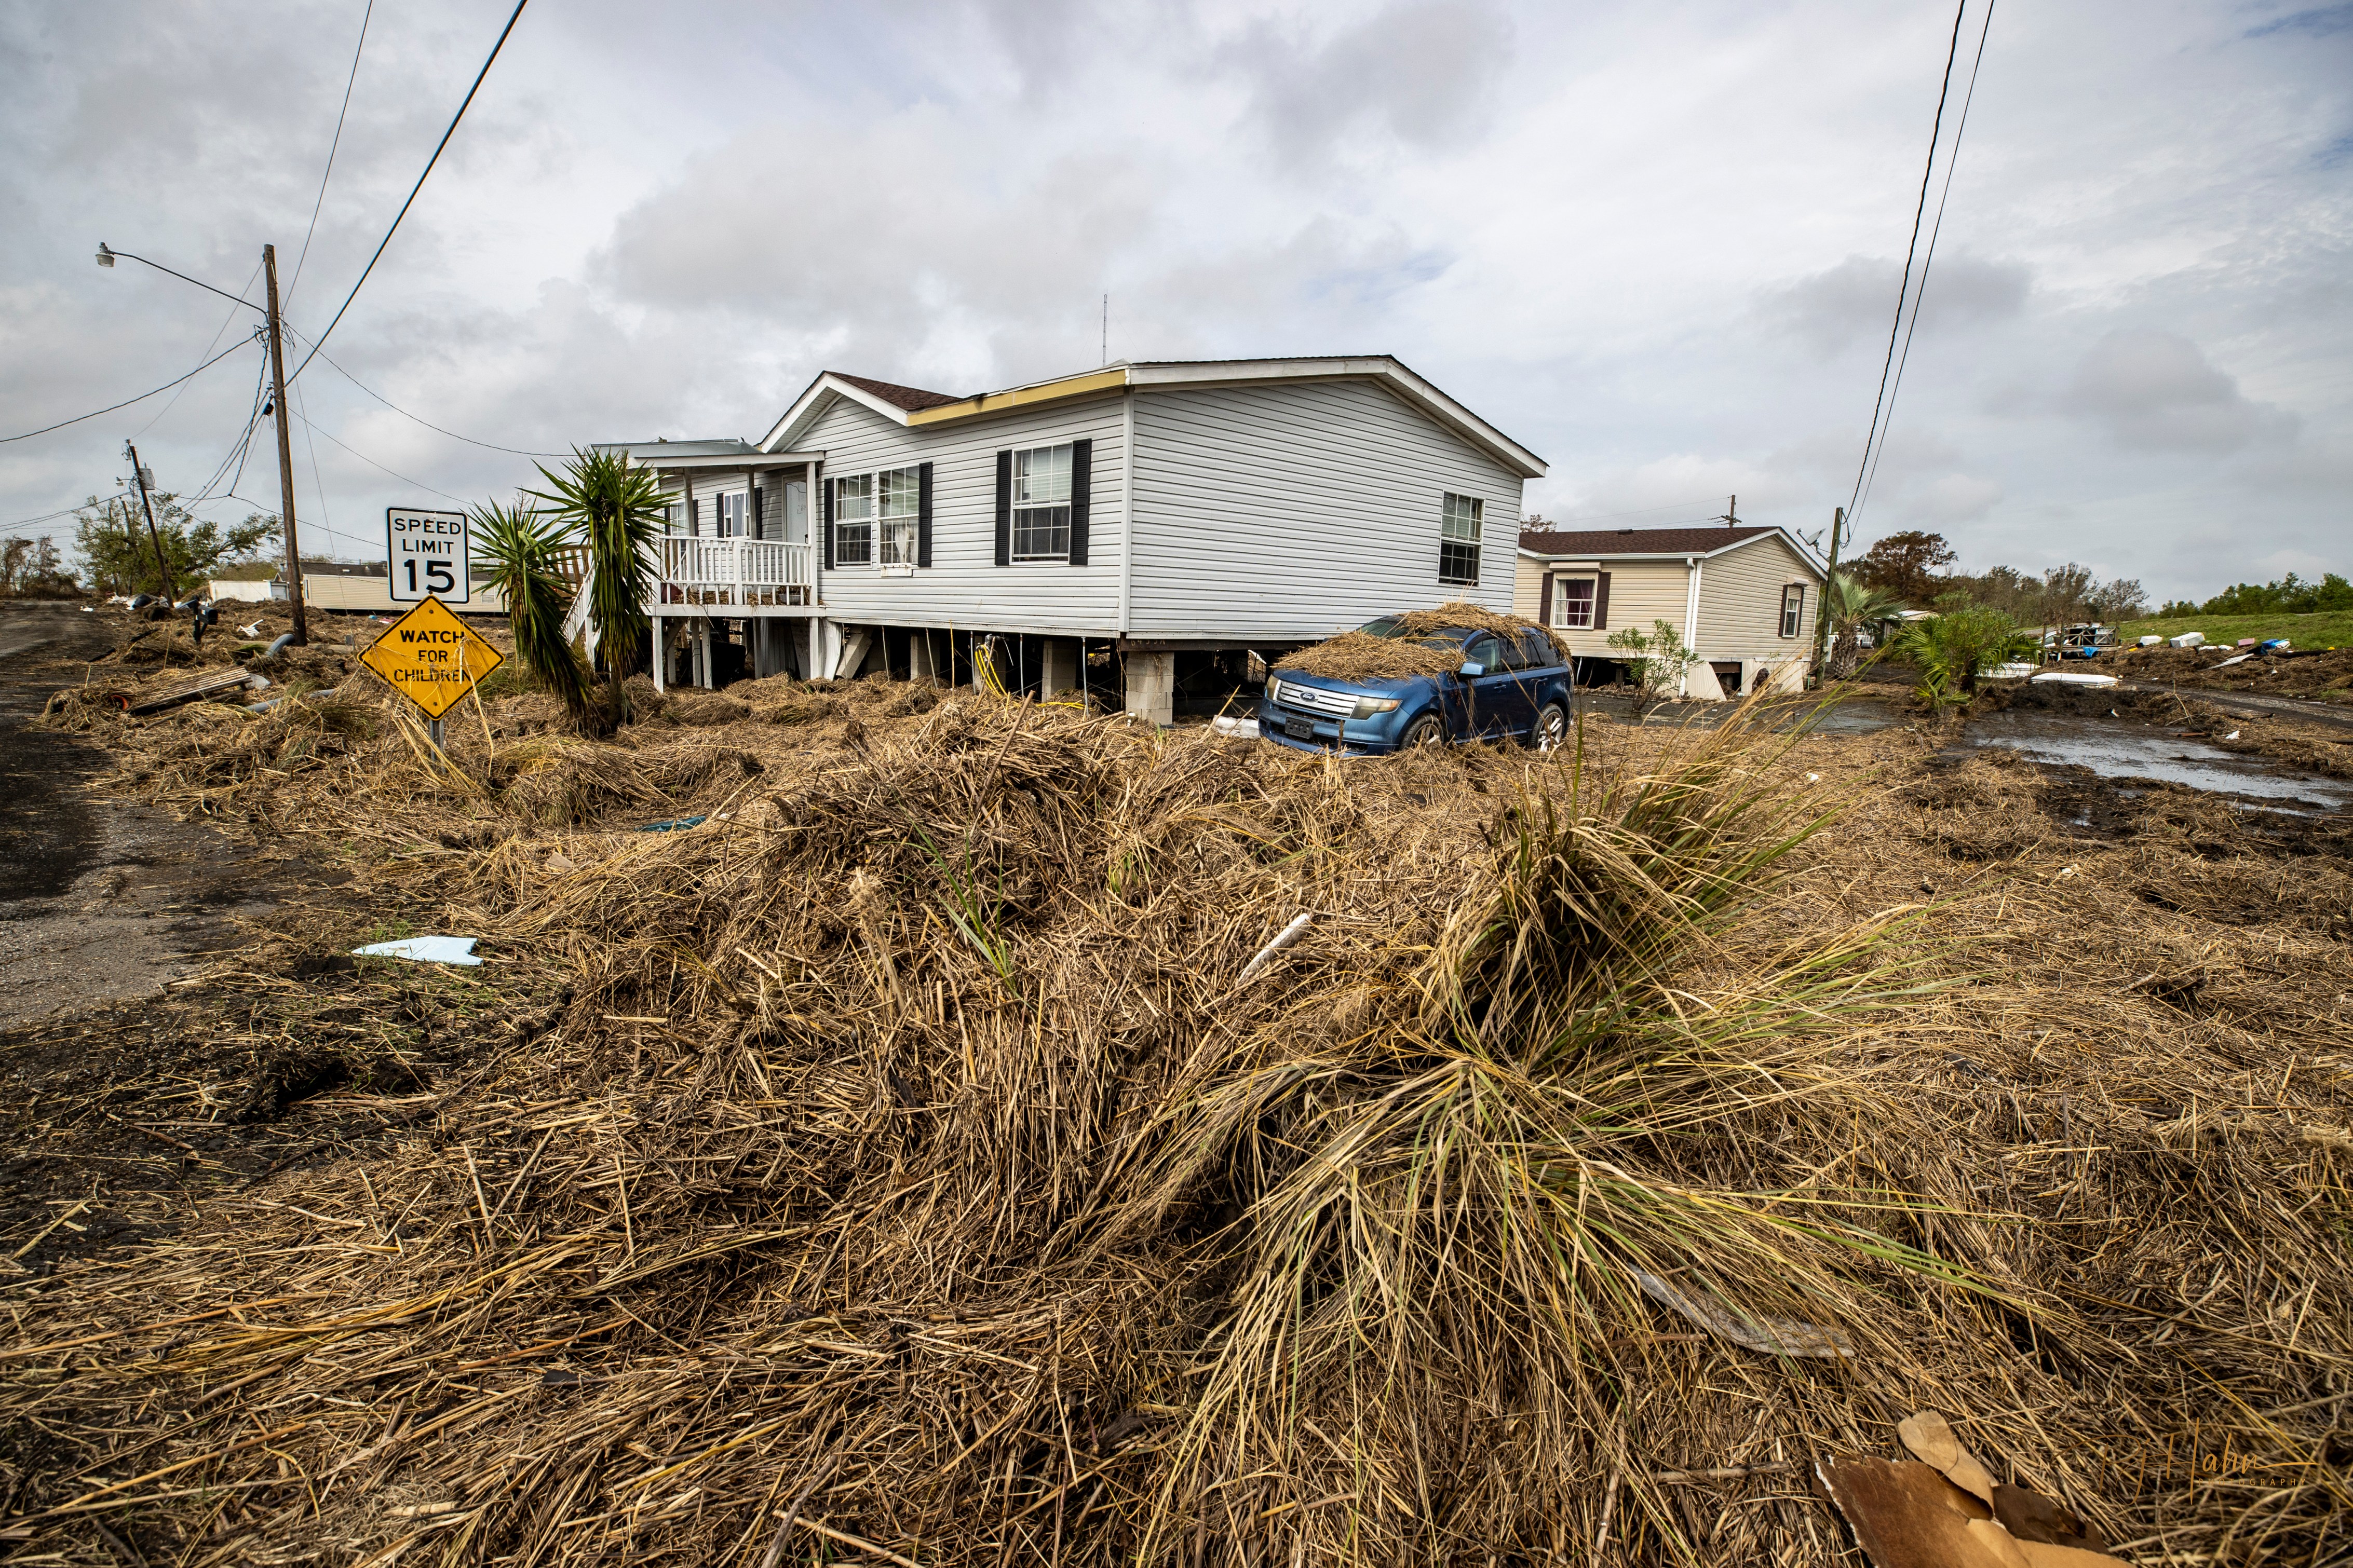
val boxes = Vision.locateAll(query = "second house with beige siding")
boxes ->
[601,356,1547,722]
[1512,524,1825,699]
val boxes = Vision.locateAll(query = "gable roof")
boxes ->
[759,356,1546,476]
[1519,523,1825,576]
[829,373,964,413]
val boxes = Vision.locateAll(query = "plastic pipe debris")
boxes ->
[2029,672,2118,688]
[251,686,333,714]
[353,936,482,965]
[263,632,296,659]
[1634,1270,1852,1358]
[1235,912,1314,988]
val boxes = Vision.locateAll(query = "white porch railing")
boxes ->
[657,536,813,608]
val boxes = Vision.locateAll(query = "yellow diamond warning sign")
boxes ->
[360,595,504,720]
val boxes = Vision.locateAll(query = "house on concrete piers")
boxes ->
[610,356,1547,722]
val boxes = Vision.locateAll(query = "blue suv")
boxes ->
[1260,620,1575,755]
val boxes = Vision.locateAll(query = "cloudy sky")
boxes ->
[4,0,2347,599]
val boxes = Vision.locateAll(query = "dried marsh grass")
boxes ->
[4,686,2350,1566]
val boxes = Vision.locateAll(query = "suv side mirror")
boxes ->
[1457,661,1485,678]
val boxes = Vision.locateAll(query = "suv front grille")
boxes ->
[1269,679,1356,718]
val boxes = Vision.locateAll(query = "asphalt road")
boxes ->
[0,601,293,1026]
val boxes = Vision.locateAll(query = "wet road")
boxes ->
[0,602,289,1025]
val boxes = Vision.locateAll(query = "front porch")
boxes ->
[655,536,815,609]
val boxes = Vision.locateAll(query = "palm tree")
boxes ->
[1821,572,1906,680]
[530,448,666,720]
[1887,605,2038,707]
[472,496,598,732]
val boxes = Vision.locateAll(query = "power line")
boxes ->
[0,332,259,444]
[286,0,375,313]
[1843,1,1969,525]
[289,0,531,383]
[2,493,128,535]
[1857,0,1996,522]
[288,406,471,504]
[282,323,564,456]
[132,257,266,442]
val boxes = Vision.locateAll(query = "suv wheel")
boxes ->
[1531,701,1570,752]
[1400,714,1446,748]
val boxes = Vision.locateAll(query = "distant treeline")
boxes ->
[1846,530,2144,625]
[1848,529,2346,624]
[2158,572,2353,617]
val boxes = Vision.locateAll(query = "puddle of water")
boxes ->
[1965,710,2353,810]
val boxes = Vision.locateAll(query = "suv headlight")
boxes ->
[1350,697,1400,719]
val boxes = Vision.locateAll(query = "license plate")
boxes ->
[1285,716,1315,741]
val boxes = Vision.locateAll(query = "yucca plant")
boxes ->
[471,496,598,733]
[530,447,667,719]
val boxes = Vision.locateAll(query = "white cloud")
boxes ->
[1,0,2347,605]
[2064,328,2300,453]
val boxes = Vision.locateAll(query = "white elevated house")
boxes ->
[603,356,1547,722]
[1512,523,1827,698]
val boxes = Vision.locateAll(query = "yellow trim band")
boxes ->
[905,367,1130,426]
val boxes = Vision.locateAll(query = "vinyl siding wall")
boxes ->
[1127,379,1524,640]
[790,392,1127,635]
[1695,536,1818,661]
[1535,560,1691,657]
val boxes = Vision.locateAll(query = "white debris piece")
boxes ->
[2030,671,2119,687]
[353,936,483,966]
[2168,631,2206,648]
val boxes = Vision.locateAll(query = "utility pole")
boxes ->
[263,243,308,644]
[1813,504,1845,677]
[123,441,177,603]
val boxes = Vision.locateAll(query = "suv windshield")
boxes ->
[1358,617,1463,651]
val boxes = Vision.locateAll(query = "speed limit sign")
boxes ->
[386,507,470,604]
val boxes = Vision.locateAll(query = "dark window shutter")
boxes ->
[750,475,763,539]
[1593,571,1612,631]
[1538,573,1553,626]
[1068,439,1091,565]
[916,461,934,568]
[994,451,1012,567]
[822,478,835,570]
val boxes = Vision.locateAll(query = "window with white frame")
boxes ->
[1012,444,1073,561]
[718,492,747,537]
[665,500,687,535]
[1439,493,1482,585]
[1780,583,1806,638]
[833,474,874,565]
[877,467,920,565]
[1552,576,1597,629]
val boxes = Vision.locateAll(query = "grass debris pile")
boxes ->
[3,690,2348,1565]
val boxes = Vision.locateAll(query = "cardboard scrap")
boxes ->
[1818,1425,2128,1568]
[1811,1457,2022,1568]
[1898,1410,1998,1506]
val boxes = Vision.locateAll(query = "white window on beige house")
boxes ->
[1551,575,1597,629]
[1780,583,1807,638]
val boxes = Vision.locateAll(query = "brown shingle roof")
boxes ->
[1519,523,1779,557]
[831,372,964,413]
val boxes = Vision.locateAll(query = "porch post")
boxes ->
[652,612,665,693]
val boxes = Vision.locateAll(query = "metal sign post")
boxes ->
[387,507,471,605]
